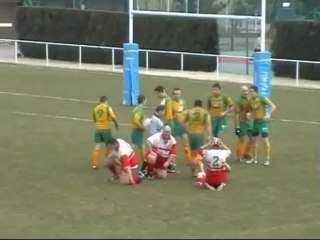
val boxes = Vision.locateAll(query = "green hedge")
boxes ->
[16,7,219,71]
[271,20,320,81]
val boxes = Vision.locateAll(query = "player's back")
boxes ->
[131,106,144,128]
[186,107,208,134]
[116,138,133,156]
[203,149,231,170]
[94,103,111,129]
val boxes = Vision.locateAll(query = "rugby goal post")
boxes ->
[123,0,271,109]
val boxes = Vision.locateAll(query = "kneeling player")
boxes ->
[195,139,231,191]
[105,138,142,185]
[145,126,177,179]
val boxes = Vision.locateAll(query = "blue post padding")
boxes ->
[123,43,139,105]
[254,51,272,112]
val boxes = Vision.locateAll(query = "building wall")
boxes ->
[0,0,19,39]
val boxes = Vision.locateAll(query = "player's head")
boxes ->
[154,85,166,98]
[99,95,108,103]
[162,125,172,140]
[137,95,147,105]
[241,85,249,97]
[212,82,221,96]
[249,85,258,97]
[172,87,181,100]
[155,105,165,116]
[194,99,202,107]
[105,138,119,150]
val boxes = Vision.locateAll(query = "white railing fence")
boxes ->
[1,38,320,87]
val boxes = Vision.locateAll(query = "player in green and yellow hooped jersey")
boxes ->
[92,96,118,169]
[246,85,276,166]
[207,82,234,137]
[234,86,254,162]
[131,95,147,170]
[184,100,211,177]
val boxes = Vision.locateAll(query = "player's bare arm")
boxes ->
[207,98,211,111]
[125,166,136,184]
[225,162,231,172]
[206,114,212,140]
[147,140,155,155]
[111,117,119,130]
[264,101,277,120]
[221,103,234,117]
[234,104,240,128]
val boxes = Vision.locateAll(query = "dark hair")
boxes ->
[105,138,117,145]
[137,95,146,104]
[250,85,258,93]
[99,96,107,103]
[212,82,221,89]
[194,99,202,107]
[173,87,181,92]
[155,105,165,112]
[154,85,165,93]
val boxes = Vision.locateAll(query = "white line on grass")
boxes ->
[12,111,130,127]
[0,90,155,109]
[12,110,320,127]
[1,90,319,126]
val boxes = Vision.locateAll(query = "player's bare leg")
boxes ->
[262,137,271,166]
[154,169,167,179]
[92,143,102,169]
[182,133,192,162]
[246,136,258,164]
[132,144,147,177]
[105,156,120,180]
[146,152,157,179]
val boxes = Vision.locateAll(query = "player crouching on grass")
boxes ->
[105,138,142,185]
[145,125,177,179]
[195,138,231,191]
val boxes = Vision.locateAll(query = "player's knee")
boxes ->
[147,153,157,164]
[119,173,130,184]
[156,170,167,179]
[94,143,101,151]
[197,172,206,179]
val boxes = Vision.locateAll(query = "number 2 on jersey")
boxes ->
[192,112,201,122]
[211,156,220,168]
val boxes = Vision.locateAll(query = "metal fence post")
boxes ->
[216,55,220,77]
[181,53,184,74]
[79,45,82,68]
[112,48,115,72]
[146,51,149,72]
[14,40,18,63]
[295,61,300,86]
[45,43,49,66]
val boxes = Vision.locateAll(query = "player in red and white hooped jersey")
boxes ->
[195,138,231,191]
[145,125,177,179]
[105,138,142,185]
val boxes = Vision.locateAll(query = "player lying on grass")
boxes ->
[195,138,231,191]
[105,138,142,185]
[145,125,177,179]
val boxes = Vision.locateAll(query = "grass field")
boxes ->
[0,64,319,239]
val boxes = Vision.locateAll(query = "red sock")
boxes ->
[147,163,154,174]
[133,176,142,184]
